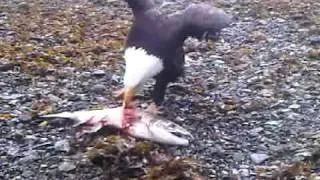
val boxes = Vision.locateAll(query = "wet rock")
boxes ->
[250,153,269,164]
[258,20,268,25]
[92,70,105,76]
[295,151,311,158]
[310,36,320,45]
[288,104,301,109]
[18,150,41,163]
[81,71,91,78]
[18,114,32,122]
[21,170,34,178]
[91,84,105,94]
[48,94,62,103]
[6,145,20,157]
[0,94,24,100]
[233,152,245,161]
[111,74,121,84]
[11,130,25,142]
[249,127,264,135]
[18,2,30,11]
[54,140,70,152]
[58,161,76,172]
[260,89,273,97]
[265,120,281,126]
[0,63,15,71]
[239,168,250,177]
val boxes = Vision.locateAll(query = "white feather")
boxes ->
[123,47,164,88]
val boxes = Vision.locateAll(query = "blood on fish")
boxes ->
[121,108,136,129]
[85,116,96,125]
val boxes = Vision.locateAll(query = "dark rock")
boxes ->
[0,63,15,71]
[18,150,41,163]
[310,36,320,45]
[18,114,32,122]
[92,70,105,77]
[91,84,106,94]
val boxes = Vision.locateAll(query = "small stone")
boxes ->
[91,84,105,94]
[0,94,24,100]
[233,152,245,161]
[213,60,225,64]
[249,127,264,134]
[21,170,33,177]
[58,161,76,172]
[18,114,32,122]
[13,175,23,180]
[7,145,20,157]
[81,71,91,77]
[19,150,40,163]
[239,165,249,169]
[18,2,30,11]
[176,116,185,122]
[54,140,70,152]
[310,36,320,45]
[250,153,269,164]
[288,104,300,109]
[258,20,268,25]
[111,75,121,84]
[265,120,281,126]
[40,164,48,168]
[48,94,62,103]
[222,170,229,176]
[8,99,19,105]
[280,108,291,113]
[295,151,311,157]
[231,168,239,176]
[260,89,273,97]
[92,69,105,76]
[311,133,320,139]
[239,168,250,176]
[12,130,25,142]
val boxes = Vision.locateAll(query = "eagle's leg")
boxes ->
[115,84,143,128]
[148,78,169,114]
[114,83,143,99]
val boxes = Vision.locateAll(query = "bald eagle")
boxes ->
[115,0,233,116]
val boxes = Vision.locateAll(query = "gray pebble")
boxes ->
[58,161,76,172]
[91,84,105,94]
[54,140,71,152]
[92,69,105,76]
[310,35,320,45]
[250,153,269,164]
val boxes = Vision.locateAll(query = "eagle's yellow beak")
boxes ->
[122,87,136,108]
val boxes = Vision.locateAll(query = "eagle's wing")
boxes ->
[169,3,233,40]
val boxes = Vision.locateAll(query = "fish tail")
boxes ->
[41,112,75,119]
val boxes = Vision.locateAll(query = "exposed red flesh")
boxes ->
[121,107,136,129]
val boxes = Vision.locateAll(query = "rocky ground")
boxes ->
[0,0,320,179]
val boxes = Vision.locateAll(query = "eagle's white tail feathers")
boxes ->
[123,47,164,88]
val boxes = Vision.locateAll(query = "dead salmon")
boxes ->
[41,106,193,146]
